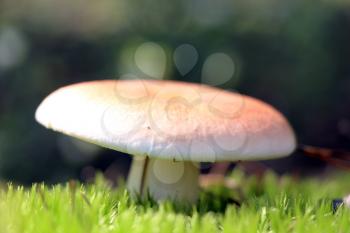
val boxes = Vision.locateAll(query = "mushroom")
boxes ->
[35,80,296,203]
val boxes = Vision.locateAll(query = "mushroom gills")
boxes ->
[127,156,200,203]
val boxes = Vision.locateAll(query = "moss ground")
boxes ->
[1,170,350,233]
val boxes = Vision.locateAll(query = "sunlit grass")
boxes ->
[0,170,350,233]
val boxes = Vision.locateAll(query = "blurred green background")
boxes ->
[1,0,350,184]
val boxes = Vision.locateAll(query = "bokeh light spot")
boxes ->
[152,159,184,184]
[173,44,198,75]
[0,27,27,71]
[201,53,235,86]
[135,42,166,79]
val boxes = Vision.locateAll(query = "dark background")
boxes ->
[1,0,350,184]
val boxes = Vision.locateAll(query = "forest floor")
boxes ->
[1,169,350,233]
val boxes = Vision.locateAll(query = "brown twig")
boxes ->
[298,144,350,170]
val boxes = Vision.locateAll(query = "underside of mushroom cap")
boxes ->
[35,79,296,162]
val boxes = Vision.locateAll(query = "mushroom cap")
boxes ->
[35,80,296,162]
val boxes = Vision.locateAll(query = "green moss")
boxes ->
[0,170,350,233]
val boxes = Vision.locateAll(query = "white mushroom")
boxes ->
[35,80,296,203]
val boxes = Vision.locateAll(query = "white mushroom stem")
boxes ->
[127,156,200,203]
